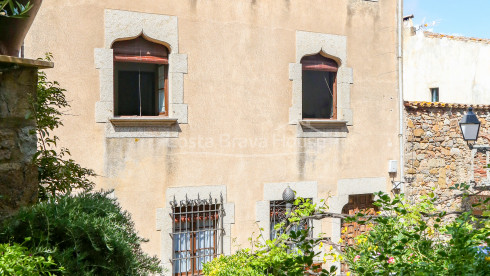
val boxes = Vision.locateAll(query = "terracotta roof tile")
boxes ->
[423,31,490,45]
[404,101,490,110]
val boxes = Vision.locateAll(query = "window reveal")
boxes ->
[170,195,224,275]
[301,54,338,119]
[112,35,168,116]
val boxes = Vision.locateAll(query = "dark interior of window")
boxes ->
[301,53,338,119]
[302,71,336,119]
[431,87,439,102]
[114,62,159,116]
[112,35,168,116]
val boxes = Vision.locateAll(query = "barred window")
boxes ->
[270,199,312,240]
[170,195,224,275]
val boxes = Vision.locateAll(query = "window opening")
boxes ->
[430,87,439,102]
[112,35,168,116]
[301,54,338,119]
[170,194,224,275]
[340,194,378,273]
[270,199,312,240]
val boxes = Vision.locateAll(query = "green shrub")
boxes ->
[0,239,62,275]
[342,191,490,275]
[0,191,163,275]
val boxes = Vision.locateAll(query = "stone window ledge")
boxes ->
[299,119,348,128]
[110,116,178,127]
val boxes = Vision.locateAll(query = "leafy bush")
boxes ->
[0,191,163,275]
[0,239,62,275]
[31,54,96,200]
[206,186,489,276]
[203,198,337,276]
[342,190,490,275]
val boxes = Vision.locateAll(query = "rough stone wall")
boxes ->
[405,105,490,211]
[0,66,38,218]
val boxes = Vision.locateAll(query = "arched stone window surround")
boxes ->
[95,9,188,138]
[289,31,354,138]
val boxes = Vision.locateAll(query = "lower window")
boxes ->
[171,197,224,275]
[340,194,378,273]
[270,199,312,240]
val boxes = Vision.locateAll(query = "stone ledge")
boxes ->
[299,119,348,127]
[110,117,178,127]
[0,55,53,69]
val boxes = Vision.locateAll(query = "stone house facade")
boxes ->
[24,0,402,274]
[403,16,490,212]
[404,102,490,211]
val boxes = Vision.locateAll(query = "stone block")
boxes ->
[407,119,414,128]
[104,10,179,52]
[169,73,184,104]
[94,48,113,69]
[171,104,188,124]
[288,63,302,81]
[95,101,113,123]
[169,54,188,74]
[414,129,424,137]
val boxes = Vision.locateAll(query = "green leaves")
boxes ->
[0,191,163,275]
[0,239,63,275]
[0,0,34,18]
[343,189,490,275]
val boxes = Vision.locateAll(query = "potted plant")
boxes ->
[0,0,42,57]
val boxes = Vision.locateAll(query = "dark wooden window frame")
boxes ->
[112,36,169,116]
[170,196,224,276]
[301,54,338,120]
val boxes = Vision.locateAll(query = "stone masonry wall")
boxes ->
[0,65,38,218]
[404,103,490,212]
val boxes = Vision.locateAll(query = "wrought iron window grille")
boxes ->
[270,199,313,240]
[170,193,225,276]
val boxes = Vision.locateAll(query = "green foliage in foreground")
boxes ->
[343,189,490,275]
[0,191,163,275]
[203,198,337,276]
[31,54,96,200]
[204,185,489,276]
[0,239,62,275]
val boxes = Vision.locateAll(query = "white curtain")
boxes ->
[173,232,191,273]
[195,229,215,270]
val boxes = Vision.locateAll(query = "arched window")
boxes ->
[112,35,169,116]
[300,53,338,119]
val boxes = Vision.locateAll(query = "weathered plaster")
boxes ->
[403,21,490,104]
[156,185,234,274]
[289,31,354,136]
[95,10,188,138]
[25,0,400,264]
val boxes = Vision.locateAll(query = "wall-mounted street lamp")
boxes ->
[282,186,295,215]
[460,107,481,147]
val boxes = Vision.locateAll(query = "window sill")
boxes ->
[110,117,178,127]
[299,119,348,128]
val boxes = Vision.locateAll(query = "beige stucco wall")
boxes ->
[24,0,399,267]
[403,20,490,104]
